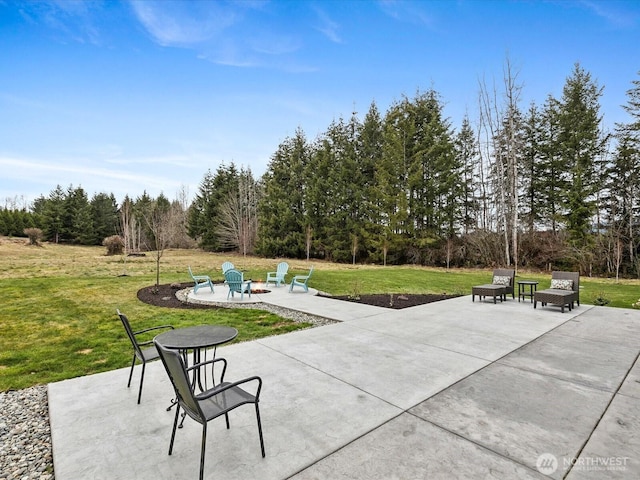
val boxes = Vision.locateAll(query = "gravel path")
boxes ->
[0,385,53,480]
[0,300,335,480]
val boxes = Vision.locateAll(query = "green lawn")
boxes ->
[1,239,639,391]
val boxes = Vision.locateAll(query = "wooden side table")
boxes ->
[517,280,538,303]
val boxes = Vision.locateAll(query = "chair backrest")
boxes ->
[552,271,579,293]
[224,269,244,292]
[117,310,144,358]
[188,266,196,279]
[221,261,235,274]
[276,262,289,277]
[154,340,203,422]
[493,268,515,286]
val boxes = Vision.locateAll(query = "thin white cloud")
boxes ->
[17,0,104,45]
[129,0,311,71]
[129,0,237,46]
[377,0,436,29]
[580,0,638,28]
[104,154,196,169]
[313,7,342,43]
[0,156,185,198]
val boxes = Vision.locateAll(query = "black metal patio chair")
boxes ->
[154,340,265,480]
[116,309,174,404]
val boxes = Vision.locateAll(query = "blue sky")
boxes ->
[1,0,639,207]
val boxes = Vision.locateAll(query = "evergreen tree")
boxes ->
[377,96,414,263]
[256,128,309,258]
[307,115,364,262]
[557,63,606,247]
[187,164,240,251]
[358,102,385,261]
[60,185,92,243]
[91,193,119,244]
[608,71,640,275]
[521,102,544,232]
[42,185,66,243]
[538,96,567,232]
[454,115,480,234]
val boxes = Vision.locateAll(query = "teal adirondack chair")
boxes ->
[289,266,314,293]
[221,261,235,274]
[266,262,289,287]
[188,266,214,294]
[224,269,252,300]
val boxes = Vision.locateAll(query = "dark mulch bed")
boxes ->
[320,293,461,309]
[138,282,459,310]
[137,282,214,309]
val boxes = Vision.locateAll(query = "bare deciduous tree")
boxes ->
[477,56,523,271]
[216,171,259,255]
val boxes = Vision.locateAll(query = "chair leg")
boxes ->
[127,354,136,388]
[225,413,230,429]
[255,404,266,458]
[137,361,146,404]
[169,404,180,455]
[200,424,207,480]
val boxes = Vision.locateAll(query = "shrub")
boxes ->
[593,291,610,306]
[103,235,124,256]
[23,227,43,246]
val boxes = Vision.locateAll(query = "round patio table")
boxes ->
[155,325,238,393]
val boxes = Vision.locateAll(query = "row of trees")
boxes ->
[249,63,639,277]
[2,62,639,277]
[226,63,636,276]
[1,186,194,253]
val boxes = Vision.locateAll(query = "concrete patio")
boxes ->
[49,284,640,479]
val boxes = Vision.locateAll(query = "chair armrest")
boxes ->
[196,376,263,401]
[187,357,228,386]
[134,325,174,335]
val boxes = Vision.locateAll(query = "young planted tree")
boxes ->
[144,197,172,292]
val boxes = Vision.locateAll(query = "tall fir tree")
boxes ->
[557,63,606,247]
[256,128,309,258]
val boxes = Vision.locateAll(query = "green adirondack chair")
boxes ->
[289,266,314,292]
[266,262,289,287]
[224,269,252,300]
[188,266,214,294]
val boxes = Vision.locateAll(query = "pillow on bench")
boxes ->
[492,275,511,286]
[550,279,573,290]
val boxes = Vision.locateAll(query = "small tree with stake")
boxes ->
[144,198,171,293]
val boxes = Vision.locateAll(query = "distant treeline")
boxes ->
[3,63,639,277]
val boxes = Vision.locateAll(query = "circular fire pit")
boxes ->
[251,289,271,294]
